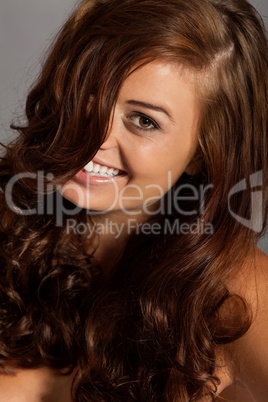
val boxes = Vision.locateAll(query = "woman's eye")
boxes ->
[135,116,154,129]
[127,113,160,132]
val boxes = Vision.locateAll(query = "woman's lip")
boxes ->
[92,157,126,172]
[73,169,128,186]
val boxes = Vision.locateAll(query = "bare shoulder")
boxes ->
[0,367,75,402]
[221,247,268,402]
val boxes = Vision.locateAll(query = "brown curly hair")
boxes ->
[0,0,267,400]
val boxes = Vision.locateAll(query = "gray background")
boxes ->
[0,0,267,254]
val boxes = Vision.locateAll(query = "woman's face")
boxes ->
[61,60,199,217]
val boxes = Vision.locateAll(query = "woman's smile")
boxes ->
[84,158,123,177]
[74,158,128,186]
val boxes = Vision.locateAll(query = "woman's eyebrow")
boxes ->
[126,100,175,123]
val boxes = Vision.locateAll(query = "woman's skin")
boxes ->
[61,60,199,213]
[0,60,267,401]
[0,367,75,402]
[220,247,268,402]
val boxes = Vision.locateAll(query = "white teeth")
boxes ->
[100,166,108,174]
[84,161,93,172]
[83,161,122,176]
[93,164,100,173]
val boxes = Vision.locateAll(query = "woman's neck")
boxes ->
[89,209,154,277]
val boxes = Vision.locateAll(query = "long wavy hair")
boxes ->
[0,0,267,400]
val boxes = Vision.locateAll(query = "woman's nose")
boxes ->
[99,119,120,150]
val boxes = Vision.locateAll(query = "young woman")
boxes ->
[0,0,267,401]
